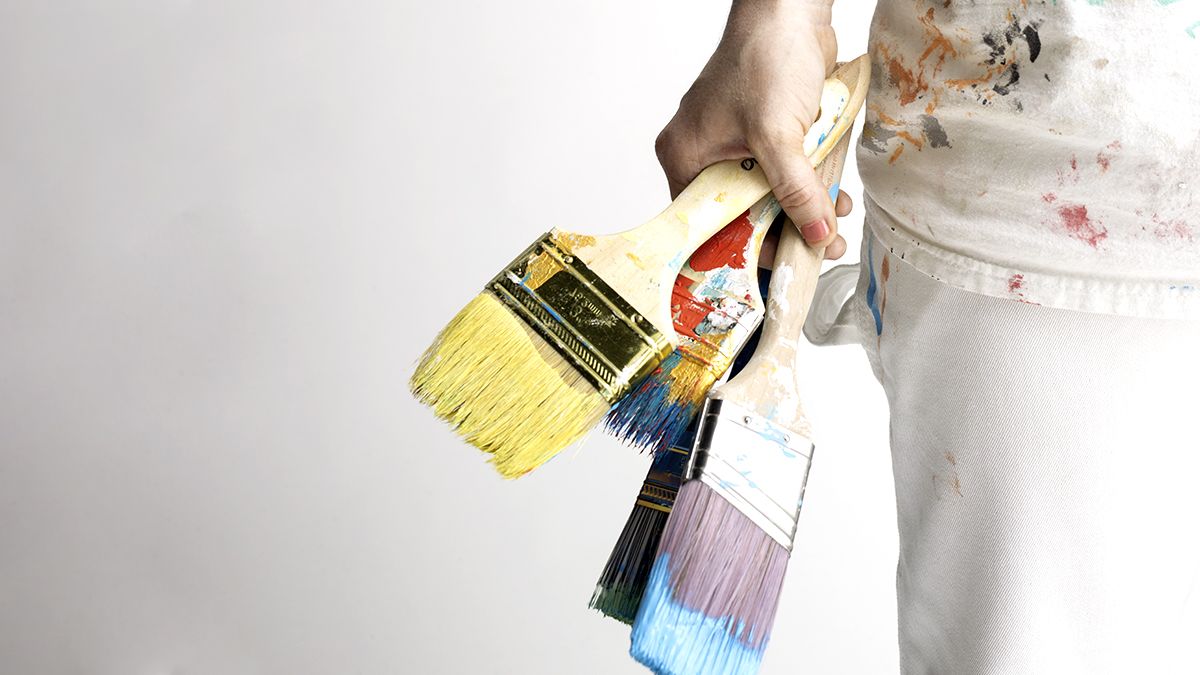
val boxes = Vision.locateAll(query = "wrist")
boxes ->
[729,0,834,28]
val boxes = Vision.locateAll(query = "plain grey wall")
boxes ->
[0,2,897,673]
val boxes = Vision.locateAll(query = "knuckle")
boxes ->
[774,179,824,215]
[654,127,674,162]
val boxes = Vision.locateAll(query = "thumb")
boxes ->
[752,130,839,249]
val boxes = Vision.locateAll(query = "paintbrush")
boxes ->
[629,56,869,675]
[590,270,771,624]
[604,65,860,456]
[411,74,859,479]
[603,196,779,455]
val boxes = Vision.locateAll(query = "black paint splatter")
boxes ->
[919,115,952,148]
[977,18,1042,100]
[992,62,1020,95]
[1023,24,1041,62]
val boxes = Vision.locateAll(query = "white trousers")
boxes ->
[809,226,1200,673]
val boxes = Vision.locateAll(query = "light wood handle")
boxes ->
[717,101,862,429]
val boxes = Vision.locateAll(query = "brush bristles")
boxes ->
[605,345,730,454]
[589,502,671,625]
[630,481,788,675]
[410,293,608,478]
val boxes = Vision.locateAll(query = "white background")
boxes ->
[0,2,897,673]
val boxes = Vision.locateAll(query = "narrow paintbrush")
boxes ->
[603,196,779,454]
[629,56,869,675]
[590,271,770,624]
[411,75,857,479]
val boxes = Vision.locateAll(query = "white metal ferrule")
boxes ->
[688,397,815,551]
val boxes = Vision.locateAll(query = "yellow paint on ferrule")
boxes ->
[491,232,672,403]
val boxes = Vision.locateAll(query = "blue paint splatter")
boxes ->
[757,425,798,458]
[1187,20,1199,38]
[828,182,841,203]
[696,266,738,300]
[865,237,883,335]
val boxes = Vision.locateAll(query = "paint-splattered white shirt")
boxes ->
[857,0,1200,318]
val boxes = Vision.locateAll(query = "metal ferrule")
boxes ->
[635,446,691,513]
[688,398,815,551]
[487,232,672,402]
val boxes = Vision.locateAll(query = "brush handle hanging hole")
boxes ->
[740,158,756,171]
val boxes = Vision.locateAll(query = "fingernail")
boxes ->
[801,219,829,243]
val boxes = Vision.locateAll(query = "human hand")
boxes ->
[654,0,849,263]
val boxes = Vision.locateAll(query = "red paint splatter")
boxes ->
[1042,192,1057,203]
[669,276,716,340]
[1096,141,1120,172]
[689,211,754,271]
[1055,154,1081,187]
[1151,213,1194,242]
[1056,202,1108,248]
[1006,273,1039,305]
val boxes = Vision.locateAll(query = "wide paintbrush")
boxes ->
[411,69,861,478]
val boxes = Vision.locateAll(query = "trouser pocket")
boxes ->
[803,263,862,346]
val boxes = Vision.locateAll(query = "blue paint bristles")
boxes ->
[604,352,701,454]
[629,481,788,675]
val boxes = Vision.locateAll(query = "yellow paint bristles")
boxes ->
[410,293,609,478]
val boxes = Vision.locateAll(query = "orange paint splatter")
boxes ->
[896,130,925,149]
[869,102,903,127]
[944,62,1009,91]
[887,52,929,106]
[924,88,941,115]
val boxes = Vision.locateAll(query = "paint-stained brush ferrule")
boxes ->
[636,446,691,513]
[488,231,673,402]
[689,398,814,551]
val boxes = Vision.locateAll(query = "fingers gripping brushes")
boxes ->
[411,56,870,479]
[629,60,867,675]
[603,56,869,459]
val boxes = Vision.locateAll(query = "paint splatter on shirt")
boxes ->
[858,0,1200,318]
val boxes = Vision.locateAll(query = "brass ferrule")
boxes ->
[487,232,673,402]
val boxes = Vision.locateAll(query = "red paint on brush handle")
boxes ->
[671,276,718,342]
[688,210,757,273]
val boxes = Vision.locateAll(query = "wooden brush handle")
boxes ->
[717,118,858,430]
[720,130,854,403]
[582,55,872,337]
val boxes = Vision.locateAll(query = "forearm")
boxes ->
[728,0,834,33]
